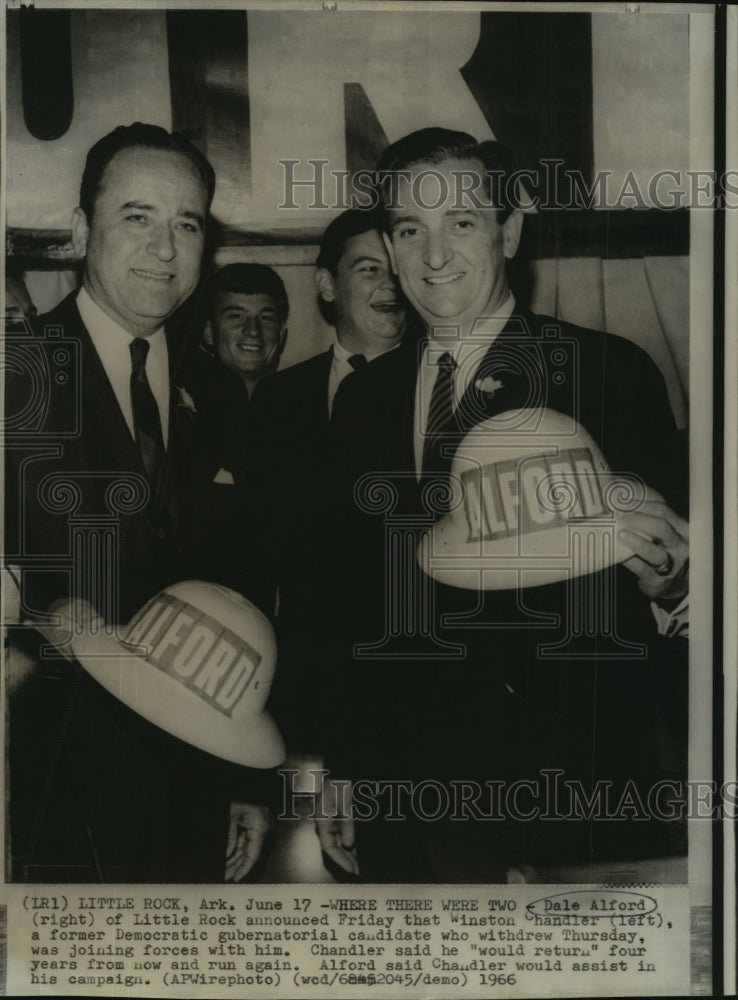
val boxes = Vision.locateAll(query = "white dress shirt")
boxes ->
[414,294,515,476]
[77,286,170,446]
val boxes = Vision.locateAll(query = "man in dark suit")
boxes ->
[180,264,290,592]
[252,208,408,422]
[5,123,274,883]
[242,209,409,767]
[324,128,689,881]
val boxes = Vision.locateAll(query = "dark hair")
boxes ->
[375,127,519,223]
[316,207,385,275]
[315,208,390,327]
[208,263,289,323]
[79,122,216,222]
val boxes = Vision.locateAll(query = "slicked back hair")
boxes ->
[79,122,216,223]
[375,127,519,223]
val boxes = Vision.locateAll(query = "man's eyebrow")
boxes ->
[179,209,205,227]
[391,208,481,228]
[221,304,279,314]
[348,254,383,268]
[119,201,205,227]
[121,201,155,212]
[390,214,420,230]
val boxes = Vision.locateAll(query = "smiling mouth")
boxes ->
[235,343,264,352]
[371,300,400,312]
[132,269,175,282]
[424,273,464,286]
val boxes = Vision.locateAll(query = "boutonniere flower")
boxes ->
[475,375,504,398]
[174,386,197,414]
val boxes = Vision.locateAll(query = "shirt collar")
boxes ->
[76,286,170,444]
[77,285,165,347]
[333,335,397,364]
[426,293,516,364]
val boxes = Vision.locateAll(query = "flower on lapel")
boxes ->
[475,375,504,399]
[174,385,197,415]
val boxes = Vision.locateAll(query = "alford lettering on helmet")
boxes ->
[71,581,285,767]
[461,446,607,544]
[420,409,637,591]
[125,592,262,718]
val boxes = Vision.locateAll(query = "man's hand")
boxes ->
[225,802,271,882]
[31,598,104,661]
[316,780,359,877]
[618,494,689,603]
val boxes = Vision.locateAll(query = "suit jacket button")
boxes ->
[156,528,167,540]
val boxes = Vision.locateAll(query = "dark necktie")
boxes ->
[129,337,165,486]
[331,353,368,420]
[422,351,456,473]
[348,353,367,371]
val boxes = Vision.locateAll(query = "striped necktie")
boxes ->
[129,337,165,487]
[422,351,456,474]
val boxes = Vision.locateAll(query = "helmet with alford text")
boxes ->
[71,580,285,767]
[418,408,640,590]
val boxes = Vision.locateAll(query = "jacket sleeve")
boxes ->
[585,331,688,517]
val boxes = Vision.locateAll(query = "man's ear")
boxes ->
[203,320,215,348]
[382,231,398,274]
[71,207,89,258]
[278,324,288,357]
[315,268,336,302]
[502,210,523,260]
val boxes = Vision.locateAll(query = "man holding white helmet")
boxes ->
[324,128,688,881]
[5,123,280,882]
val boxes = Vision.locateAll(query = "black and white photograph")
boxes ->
[1,1,725,995]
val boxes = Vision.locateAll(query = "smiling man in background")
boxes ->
[313,207,409,416]
[241,208,412,761]
[179,264,290,594]
[204,263,289,398]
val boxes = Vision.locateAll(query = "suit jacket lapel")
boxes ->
[71,299,148,481]
[317,347,334,425]
[385,338,425,508]
[454,311,538,434]
[416,314,539,507]
[72,295,182,521]
[402,338,425,472]
[126,319,192,512]
[161,381,190,508]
